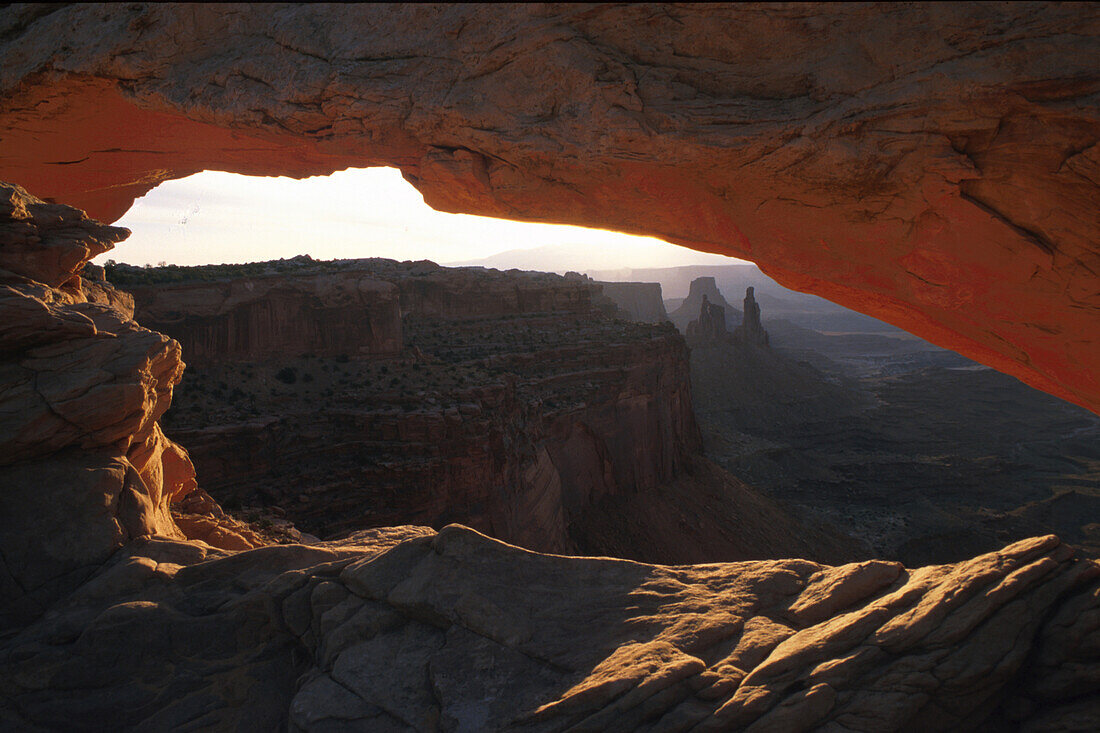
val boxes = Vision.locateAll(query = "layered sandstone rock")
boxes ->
[733,287,769,347]
[670,277,742,336]
[136,259,852,562]
[0,183,262,628]
[1,526,1097,731]
[686,294,731,346]
[596,281,669,323]
[125,272,401,365]
[1,4,1095,411]
[383,260,596,319]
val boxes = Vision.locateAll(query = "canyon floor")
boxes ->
[690,332,1099,566]
[676,280,1100,567]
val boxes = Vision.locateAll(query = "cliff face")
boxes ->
[385,260,596,319]
[733,286,769,346]
[1,3,1096,412]
[126,273,401,365]
[0,184,262,629]
[595,281,668,323]
[143,261,700,556]
[171,334,697,555]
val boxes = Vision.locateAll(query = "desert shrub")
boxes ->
[275,367,297,384]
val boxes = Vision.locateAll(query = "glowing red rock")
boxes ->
[0,3,1096,411]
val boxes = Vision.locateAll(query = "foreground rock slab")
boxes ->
[2,525,1097,731]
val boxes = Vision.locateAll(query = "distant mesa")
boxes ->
[669,276,741,334]
[594,281,668,324]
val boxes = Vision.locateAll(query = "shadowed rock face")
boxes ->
[0,183,265,629]
[734,287,769,347]
[671,277,743,337]
[3,186,1098,732]
[128,259,858,565]
[686,294,731,345]
[1,3,1097,412]
[596,281,669,323]
[2,525,1098,731]
[3,6,1100,729]
[126,273,403,365]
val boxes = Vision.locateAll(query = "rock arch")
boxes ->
[1,3,1097,411]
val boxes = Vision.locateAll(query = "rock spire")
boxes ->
[734,286,769,346]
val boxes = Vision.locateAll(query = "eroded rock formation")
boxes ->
[2,525,1098,731]
[596,281,669,323]
[3,5,1100,729]
[733,287,769,347]
[124,271,402,365]
[130,258,853,564]
[1,3,1097,411]
[0,181,1097,733]
[670,277,742,336]
[0,183,263,628]
[686,294,731,345]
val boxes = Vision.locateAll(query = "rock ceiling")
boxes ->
[0,3,1097,412]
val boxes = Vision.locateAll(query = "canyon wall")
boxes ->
[141,261,699,556]
[0,3,1096,412]
[596,281,669,323]
[126,273,401,365]
[385,260,596,319]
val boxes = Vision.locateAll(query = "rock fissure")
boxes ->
[958,188,1058,256]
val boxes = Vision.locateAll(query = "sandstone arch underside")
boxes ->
[1,3,1097,412]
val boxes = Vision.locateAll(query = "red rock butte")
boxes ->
[1,3,1098,413]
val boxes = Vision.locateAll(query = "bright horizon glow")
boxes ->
[99,168,748,273]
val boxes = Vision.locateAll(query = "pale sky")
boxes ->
[98,168,746,272]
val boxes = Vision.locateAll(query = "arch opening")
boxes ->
[87,168,1099,566]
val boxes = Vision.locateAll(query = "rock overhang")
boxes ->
[0,2,1097,412]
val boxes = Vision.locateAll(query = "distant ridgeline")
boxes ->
[105,254,394,286]
[105,256,671,325]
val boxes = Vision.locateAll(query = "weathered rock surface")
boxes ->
[1,3,1096,411]
[0,183,262,628]
[130,258,853,564]
[596,281,669,323]
[2,525,1098,731]
[733,287,769,347]
[126,272,401,365]
[687,294,732,346]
